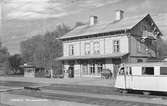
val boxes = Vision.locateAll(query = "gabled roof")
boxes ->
[151,13,167,38]
[60,13,164,40]
[59,14,146,40]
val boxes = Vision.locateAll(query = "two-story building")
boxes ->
[57,10,162,78]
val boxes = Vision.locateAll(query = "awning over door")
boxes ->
[56,53,128,61]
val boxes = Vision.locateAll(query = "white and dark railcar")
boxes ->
[115,62,167,93]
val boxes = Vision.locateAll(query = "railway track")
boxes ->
[6,84,167,106]
[41,84,167,100]
[8,89,166,106]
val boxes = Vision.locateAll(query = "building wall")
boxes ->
[129,35,156,57]
[63,42,80,56]
[60,15,162,78]
[62,35,129,78]
[63,35,129,57]
[74,63,81,77]
[130,16,157,59]
[24,71,35,77]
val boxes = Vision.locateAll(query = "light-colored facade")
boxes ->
[58,11,162,78]
[63,35,129,77]
[63,35,129,57]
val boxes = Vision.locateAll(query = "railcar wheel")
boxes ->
[119,89,123,93]
[122,90,128,94]
[143,91,150,95]
[120,89,127,94]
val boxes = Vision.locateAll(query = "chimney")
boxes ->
[115,10,124,21]
[89,16,98,26]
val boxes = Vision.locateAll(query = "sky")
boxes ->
[3,0,124,19]
[3,0,167,20]
[1,0,167,54]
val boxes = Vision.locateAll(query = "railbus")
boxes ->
[115,62,167,94]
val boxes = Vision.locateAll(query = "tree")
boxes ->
[43,31,63,74]
[0,42,10,75]
[74,21,86,28]
[8,54,24,74]
[20,24,71,75]
[20,35,44,64]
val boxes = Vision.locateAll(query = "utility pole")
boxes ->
[0,0,3,100]
[0,0,3,38]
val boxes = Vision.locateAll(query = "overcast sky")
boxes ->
[3,0,122,19]
[3,0,167,20]
[1,0,167,54]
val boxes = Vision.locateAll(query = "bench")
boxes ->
[24,86,40,91]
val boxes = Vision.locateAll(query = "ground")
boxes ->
[0,76,167,106]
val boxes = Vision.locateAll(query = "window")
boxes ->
[85,43,91,55]
[69,44,74,56]
[82,64,88,75]
[119,67,125,75]
[113,40,120,52]
[137,42,142,53]
[160,67,167,75]
[142,67,154,75]
[90,64,95,74]
[129,67,132,75]
[97,63,103,74]
[137,59,143,63]
[93,42,100,54]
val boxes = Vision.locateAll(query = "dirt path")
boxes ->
[1,93,97,106]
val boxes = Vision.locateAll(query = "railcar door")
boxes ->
[125,66,133,89]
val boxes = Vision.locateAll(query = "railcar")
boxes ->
[115,62,167,93]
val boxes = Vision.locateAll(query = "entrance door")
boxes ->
[69,65,74,78]
[125,67,133,89]
[90,63,95,76]
[82,64,89,75]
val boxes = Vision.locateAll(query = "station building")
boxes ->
[57,10,163,78]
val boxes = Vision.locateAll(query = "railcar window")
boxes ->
[129,67,132,75]
[119,67,125,75]
[160,67,167,75]
[142,67,154,75]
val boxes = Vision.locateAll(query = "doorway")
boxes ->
[68,65,74,78]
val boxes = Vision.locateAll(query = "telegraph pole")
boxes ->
[0,0,3,38]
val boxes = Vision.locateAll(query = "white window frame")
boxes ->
[93,41,100,54]
[113,40,120,53]
[69,44,74,56]
[85,43,91,55]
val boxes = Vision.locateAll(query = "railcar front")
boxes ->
[114,62,167,93]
